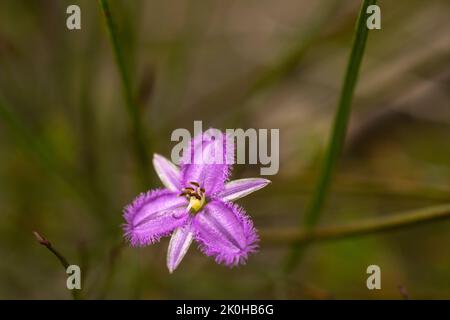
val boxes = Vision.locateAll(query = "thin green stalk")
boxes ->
[285,0,377,271]
[33,231,81,300]
[263,203,450,245]
[99,0,151,188]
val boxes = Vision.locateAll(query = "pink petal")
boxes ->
[192,200,259,266]
[166,221,194,273]
[123,189,188,246]
[181,129,234,195]
[153,153,182,192]
[217,178,271,202]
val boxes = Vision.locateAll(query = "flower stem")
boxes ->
[263,203,450,245]
[285,0,377,271]
[99,0,151,188]
[33,231,81,300]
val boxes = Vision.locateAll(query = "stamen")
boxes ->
[182,181,206,213]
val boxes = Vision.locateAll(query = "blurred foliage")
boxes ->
[0,0,449,299]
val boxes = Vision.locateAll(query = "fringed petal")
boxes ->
[123,189,188,246]
[181,129,234,195]
[193,200,259,266]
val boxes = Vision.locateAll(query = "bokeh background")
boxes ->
[0,0,449,299]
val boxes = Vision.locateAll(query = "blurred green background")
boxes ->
[0,0,449,299]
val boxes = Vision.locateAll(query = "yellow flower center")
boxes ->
[179,181,206,213]
[189,195,205,213]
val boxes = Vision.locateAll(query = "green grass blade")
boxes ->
[99,0,151,188]
[263,203,450,245]
[285,0,378,271]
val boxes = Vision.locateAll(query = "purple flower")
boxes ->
[123,129,270,273]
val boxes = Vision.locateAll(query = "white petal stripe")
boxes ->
[153,153,182,192]
[167,224,194,273]
[217,178,271,202]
